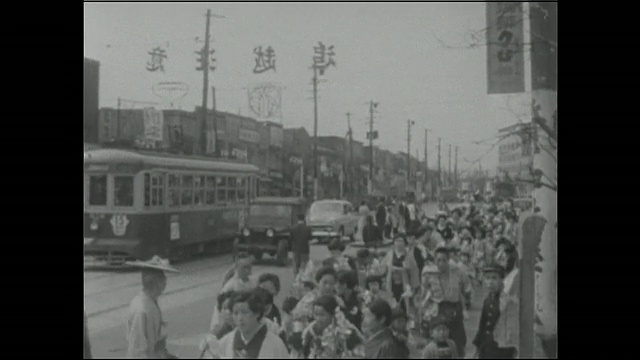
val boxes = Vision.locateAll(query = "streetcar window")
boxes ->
[238,177,246,203]
[144,174,151,206]
[228,177,237,203]
[194,176,205,206]
[217,177,227,203]
[88,175,107,206]
[114,176,134,207]
[206,176,216,205]
[168,174,181,207]
[145,174,165,207]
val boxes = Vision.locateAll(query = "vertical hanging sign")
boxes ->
[486,2,525,94]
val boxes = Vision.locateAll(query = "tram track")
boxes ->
[84,254,234,298]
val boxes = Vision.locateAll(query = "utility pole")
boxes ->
[455,146,458,188]
[198,9,212,156]
[448,144,452,188]
[313,67,319,200]
[211,85,218,156]
[116,97,121,141]
[437,138,442,189]
[407,120,415,191]
[424,128,430,198]
[369,101,375,195]
[346,112,353,197]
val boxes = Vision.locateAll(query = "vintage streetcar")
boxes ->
[84,149,260,266]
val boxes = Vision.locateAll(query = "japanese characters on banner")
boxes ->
[143,107,164,142]
[253,46,276,74]
[486,2,525,94]
[530,2,557,91]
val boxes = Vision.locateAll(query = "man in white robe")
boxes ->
[125,257,179,359]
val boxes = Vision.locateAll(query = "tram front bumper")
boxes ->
[84,238,141,266]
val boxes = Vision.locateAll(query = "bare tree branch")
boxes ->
[532,116,557,141]
[514,177,557,192]
[538,141,557,163]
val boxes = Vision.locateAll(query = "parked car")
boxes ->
[234,197,308,266]
[306,199,360,243]
[513,197,534,213]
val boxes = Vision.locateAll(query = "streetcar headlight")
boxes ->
[90,222,98,231]
[243,228,251,237]
[266,229,274,237]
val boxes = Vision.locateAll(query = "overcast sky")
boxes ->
[84,2,534,176]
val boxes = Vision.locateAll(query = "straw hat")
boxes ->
[125,255,179,273]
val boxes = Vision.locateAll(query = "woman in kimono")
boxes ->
[380,235,420,315]
[298,295,365,359]
[290,266,350,358]
[216,290,289,358]
[211,253,255,331]
[323,240,357,272]
[355,248,384,291]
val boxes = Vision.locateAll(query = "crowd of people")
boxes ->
[116,197,523,359]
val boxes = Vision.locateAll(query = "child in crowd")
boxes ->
[421,316,460,359]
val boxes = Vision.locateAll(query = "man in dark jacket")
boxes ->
[363,299,410,359]
[290,214,312,276]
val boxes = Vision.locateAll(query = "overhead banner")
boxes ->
[486,2,525,94]
[530,2,557,91]
[247,83,282,121]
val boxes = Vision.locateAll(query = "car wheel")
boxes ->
[276,239,288,267]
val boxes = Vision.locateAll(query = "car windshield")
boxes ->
[250,204,292,218]
[309,203,343,218]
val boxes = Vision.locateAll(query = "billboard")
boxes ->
[143,108,164,142]
[486,2,525,94]
[239,128,260,144]
[269,126,284,148]
[84,58,100,143]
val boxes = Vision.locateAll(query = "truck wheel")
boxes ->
[253,251,263,261]
[276,239,288,266]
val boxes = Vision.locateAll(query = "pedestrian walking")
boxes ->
[385,206,394,240]
[381,235,421,315]
[290,214,312,277]
[421,315,460,359]
[217,290,290,358]
[362,299,410,358]
[294,295,365,359]
[472,264,518,359]
[124,256,179,359]
[376,199,387,242]
[211,252,255,331]
[363,215,381,249]
[422,247,470,357]
[336,270,364,331]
